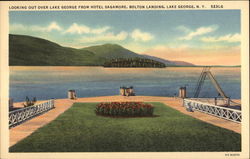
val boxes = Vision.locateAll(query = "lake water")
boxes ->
[10,67,241,102]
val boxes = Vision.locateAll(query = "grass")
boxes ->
[9,102,241,152]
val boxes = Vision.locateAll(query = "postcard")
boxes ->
[0,1,249,159]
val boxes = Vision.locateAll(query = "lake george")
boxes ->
[9,67,241,102]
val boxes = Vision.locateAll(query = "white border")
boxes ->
[0,1,249,159]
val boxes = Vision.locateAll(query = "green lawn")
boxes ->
[9,102,241,152]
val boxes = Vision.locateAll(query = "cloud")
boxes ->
[176,25,191,33]
[201,33,241,43]
[131,29,154,42]
[10,22,63,32]
[79,31,128,43]
[178,25,218,40]
[64,23,90,34]
[10,22,110,35]
[91,26,111,34]
[64,23,110,35]
[47,22,62,32]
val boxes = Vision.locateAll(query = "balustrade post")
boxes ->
[226,110,229,119]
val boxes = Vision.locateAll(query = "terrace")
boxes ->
[9,96,241,152]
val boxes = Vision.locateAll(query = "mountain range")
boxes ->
[9,34,194,66]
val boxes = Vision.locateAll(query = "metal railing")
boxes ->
[183,99,241,123]
[9,99,55,128]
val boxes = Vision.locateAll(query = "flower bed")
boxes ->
[95,102,154,117]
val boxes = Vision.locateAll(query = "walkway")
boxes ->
[9,96,241,147]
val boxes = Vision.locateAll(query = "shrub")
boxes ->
[95,102,154,117]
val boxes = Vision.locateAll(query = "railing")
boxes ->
[183,99,241,123]
[9,99,55,128]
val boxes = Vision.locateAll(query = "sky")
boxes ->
[9,10,241,65]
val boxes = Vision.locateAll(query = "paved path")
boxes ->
[9,96,241,147]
